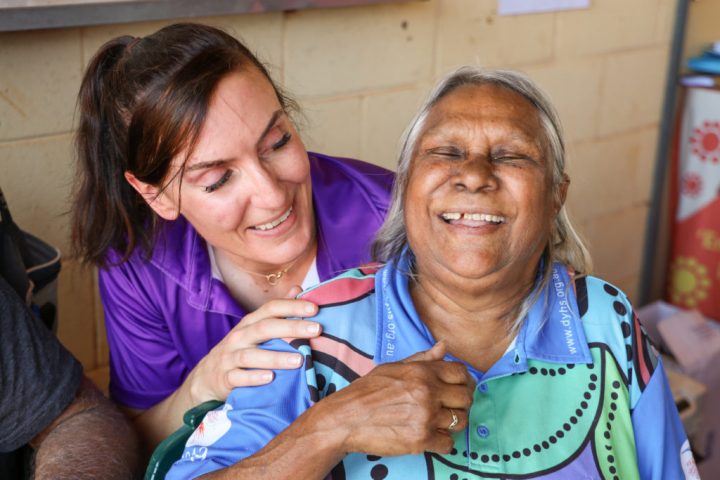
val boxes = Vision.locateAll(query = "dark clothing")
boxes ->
[0,275,82,477]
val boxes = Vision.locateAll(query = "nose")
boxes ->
[245,160,287,209]
[452,155,498,193]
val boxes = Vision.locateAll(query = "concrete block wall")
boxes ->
[0,0,677,387]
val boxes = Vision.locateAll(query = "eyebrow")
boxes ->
[185,159,228,172]
[186,109,285,172]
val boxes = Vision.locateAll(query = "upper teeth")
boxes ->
[255,207,292,231]
[441,212,505,223]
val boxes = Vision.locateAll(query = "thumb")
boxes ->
[403,340,446,363]
[285,285,303,299]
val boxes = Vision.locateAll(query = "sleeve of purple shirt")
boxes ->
[99,260,187,409]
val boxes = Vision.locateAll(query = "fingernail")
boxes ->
[306,323,320,334]
[255,372,273,382]
[305,303,316,314]
[287,355,303,366]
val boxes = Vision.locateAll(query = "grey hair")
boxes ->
[371,66,593,334]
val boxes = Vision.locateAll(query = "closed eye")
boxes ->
[491,152,538,167]
[491,145,539,165]
[272,132,292,150]
[493,155,525,162]
[427,146,464,158]
[203,170,232,193]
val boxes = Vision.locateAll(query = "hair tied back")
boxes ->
[125,36,141,54]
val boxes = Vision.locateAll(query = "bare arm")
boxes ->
[121,383,195,456]
[198,343,475,480]
[199,402,346,480]
[31,377,141,480]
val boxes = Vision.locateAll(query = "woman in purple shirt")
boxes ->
[69,23,465,456]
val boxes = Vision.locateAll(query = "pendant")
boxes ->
[266,271,284,286]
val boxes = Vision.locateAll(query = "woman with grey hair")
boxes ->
[169,67,695,480]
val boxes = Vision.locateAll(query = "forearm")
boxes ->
[201,403,346,480]
[181,350,471,480]
[130,374,199,454]
[32,379,141,480]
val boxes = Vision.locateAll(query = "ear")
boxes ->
[124,171,179,220]
[554,173,570,214]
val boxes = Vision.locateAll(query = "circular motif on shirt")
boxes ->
[317,373,327,391]
[370,464,388,479]
[340,450,428,479]
[426,347,613,478]
[603,284,619,296]
[425,345,638,479]
[621,322,631,338]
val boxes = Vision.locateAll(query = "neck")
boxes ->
[409,261,538,371]
[215,240,317,311]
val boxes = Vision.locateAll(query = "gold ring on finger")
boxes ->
[447,408,459,432]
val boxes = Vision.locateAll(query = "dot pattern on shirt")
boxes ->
[576,277,589,317]
[593,360,637,480]
[601,390,620,480]
[599,281,658,394]
[423,343,643,480]
[301,269,649,479]
[424,347,613,478]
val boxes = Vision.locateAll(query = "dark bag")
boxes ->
[0,187,61,331]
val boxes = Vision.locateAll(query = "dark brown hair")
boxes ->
[71,23,297,267]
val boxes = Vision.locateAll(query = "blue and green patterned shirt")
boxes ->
[168,255,697,480]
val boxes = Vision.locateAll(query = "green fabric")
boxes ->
[593,348,639,480]
[427,346,640,478]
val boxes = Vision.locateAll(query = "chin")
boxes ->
[278,234,315,263]
[451,265,496,280]
[437,250,496,272]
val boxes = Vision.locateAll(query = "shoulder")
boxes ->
[99,217,199,287]
[308,152,394,205]
[294,266,380,388]
[308,154,393,273]
[97,220,204,324]
[299,263,381,308]
[573,275,633,326]
[97,247,156,297]
[297,265,380,354]
[309,151,393,178]
[574,275,659,394]
[573,275,635,347]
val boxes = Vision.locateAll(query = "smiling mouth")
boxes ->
[252,206,293,231]
[440,212,506,224]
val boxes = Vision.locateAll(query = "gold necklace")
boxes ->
[263,265,292,286]
[235,256,301,286]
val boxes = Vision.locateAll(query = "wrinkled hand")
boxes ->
[187,286,320,404]
[321,342,475,456]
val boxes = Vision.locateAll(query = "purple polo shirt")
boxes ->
[99,152,394,409]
